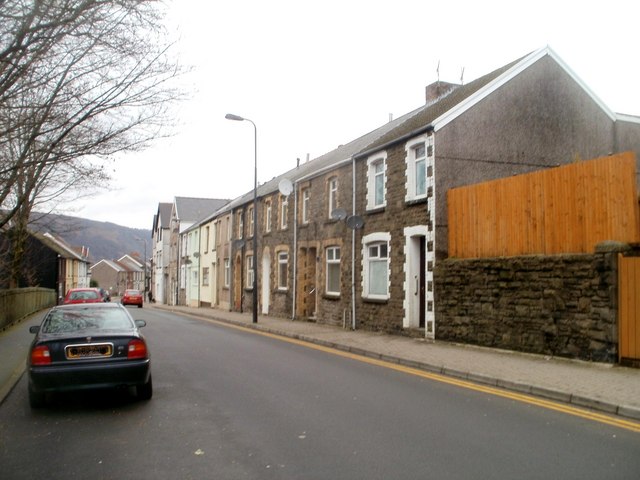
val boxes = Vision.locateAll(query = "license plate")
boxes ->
[66,343,113,359]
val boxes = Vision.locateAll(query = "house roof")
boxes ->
[117,254,143,271]
[90,259,126,272]
[154,202,173,230]
[195,46,630,226]
[359,46,622,156]
[34,232,88,261]
[204,109,418,221]
[174,197,229,223]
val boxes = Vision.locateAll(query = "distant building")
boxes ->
[152,197,229,305]
[150,203,172,303]
[0,229,91,302]
[90,254,146,297]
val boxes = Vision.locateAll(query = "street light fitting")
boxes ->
[225,113,245,121]
[225,111,259,324]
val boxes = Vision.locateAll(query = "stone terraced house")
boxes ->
[154,46,640,343]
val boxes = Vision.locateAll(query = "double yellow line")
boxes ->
[200,315,640,434]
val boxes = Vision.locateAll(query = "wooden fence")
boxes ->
[619,255,640,366]
[0,288,56,330]
[448,152,640,258]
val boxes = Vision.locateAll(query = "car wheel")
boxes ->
[137,375,153,401]
[138,304,143,308]
[28,385,46,409]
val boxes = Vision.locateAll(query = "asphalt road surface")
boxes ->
[1,307,639,479]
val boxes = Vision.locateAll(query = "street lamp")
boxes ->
[225,113,258,324]
[135,236,148,300]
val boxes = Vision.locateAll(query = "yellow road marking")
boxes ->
[192,314,640,433]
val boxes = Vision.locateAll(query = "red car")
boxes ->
[121,289,143,308]
[63,288,104,304]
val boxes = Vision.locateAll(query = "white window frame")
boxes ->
[366,152,387,210]
[248,206,254,237]
[328,177,338,218]
[280,195,288,229]
[405,135,428,202]
[202,266,209,286]
[361,232,391,300]
[265,200,272,233]
[301,188,310,224]
[277,251,288,290]
[237,212,244,239]
[325,246,341,296]
[246,254,254,289]
[224,258,230,287]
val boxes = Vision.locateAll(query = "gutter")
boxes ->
[354,124,435,160]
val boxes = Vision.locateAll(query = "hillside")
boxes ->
[29,213,152,264]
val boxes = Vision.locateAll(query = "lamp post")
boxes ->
[225,113,258,324]
[135,236,148,299]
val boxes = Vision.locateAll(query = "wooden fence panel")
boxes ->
[448,152,640,258]
[619,255,640,365]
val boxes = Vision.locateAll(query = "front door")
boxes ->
[234,253,242,311]
[261,250,271,315]
[297,246,317,319]
[404,228,427,330]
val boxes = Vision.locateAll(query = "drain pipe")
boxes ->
[351,155,357,330]
[292,183,298,320]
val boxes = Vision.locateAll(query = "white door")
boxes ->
[261,250,271,314]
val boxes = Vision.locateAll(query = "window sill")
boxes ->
[323,293,340,300]
[365,206,385,215]
[362,296,389,304]
[405,196,428,206]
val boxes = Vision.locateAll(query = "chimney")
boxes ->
[425,81,460,104]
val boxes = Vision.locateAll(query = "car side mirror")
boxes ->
[135,320,147,328]
[29,325,40,334]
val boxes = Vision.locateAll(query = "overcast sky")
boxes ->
[74,0,640,230]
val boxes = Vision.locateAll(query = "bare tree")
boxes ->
[0,0,183,287]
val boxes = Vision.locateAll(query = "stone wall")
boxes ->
[434,249,621,362]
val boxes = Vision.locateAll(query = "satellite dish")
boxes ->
[346,215,364,230]
[233,239,246,249]
[331,208,347,221]
[193,252,200,258]
[278,178,293,196]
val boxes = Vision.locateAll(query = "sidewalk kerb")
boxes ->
[570,395,619,415]
[530,386,572,403]
[617,405,640,421]
[0,360,25,406]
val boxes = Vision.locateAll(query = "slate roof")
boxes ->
[90,259,126,272]
[174,197,229,223]
[117,254,143,271]
[34,232,88,261]
[152,202,173,231]
[209,51,533,219]
[196,46,629,226]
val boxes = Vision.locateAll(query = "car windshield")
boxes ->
[126,290,140,296]
[42,309,133,334]
[69,290,100,300]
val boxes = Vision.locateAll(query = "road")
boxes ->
[1,307,639,479]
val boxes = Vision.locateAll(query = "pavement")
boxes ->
[2,304,640,421]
